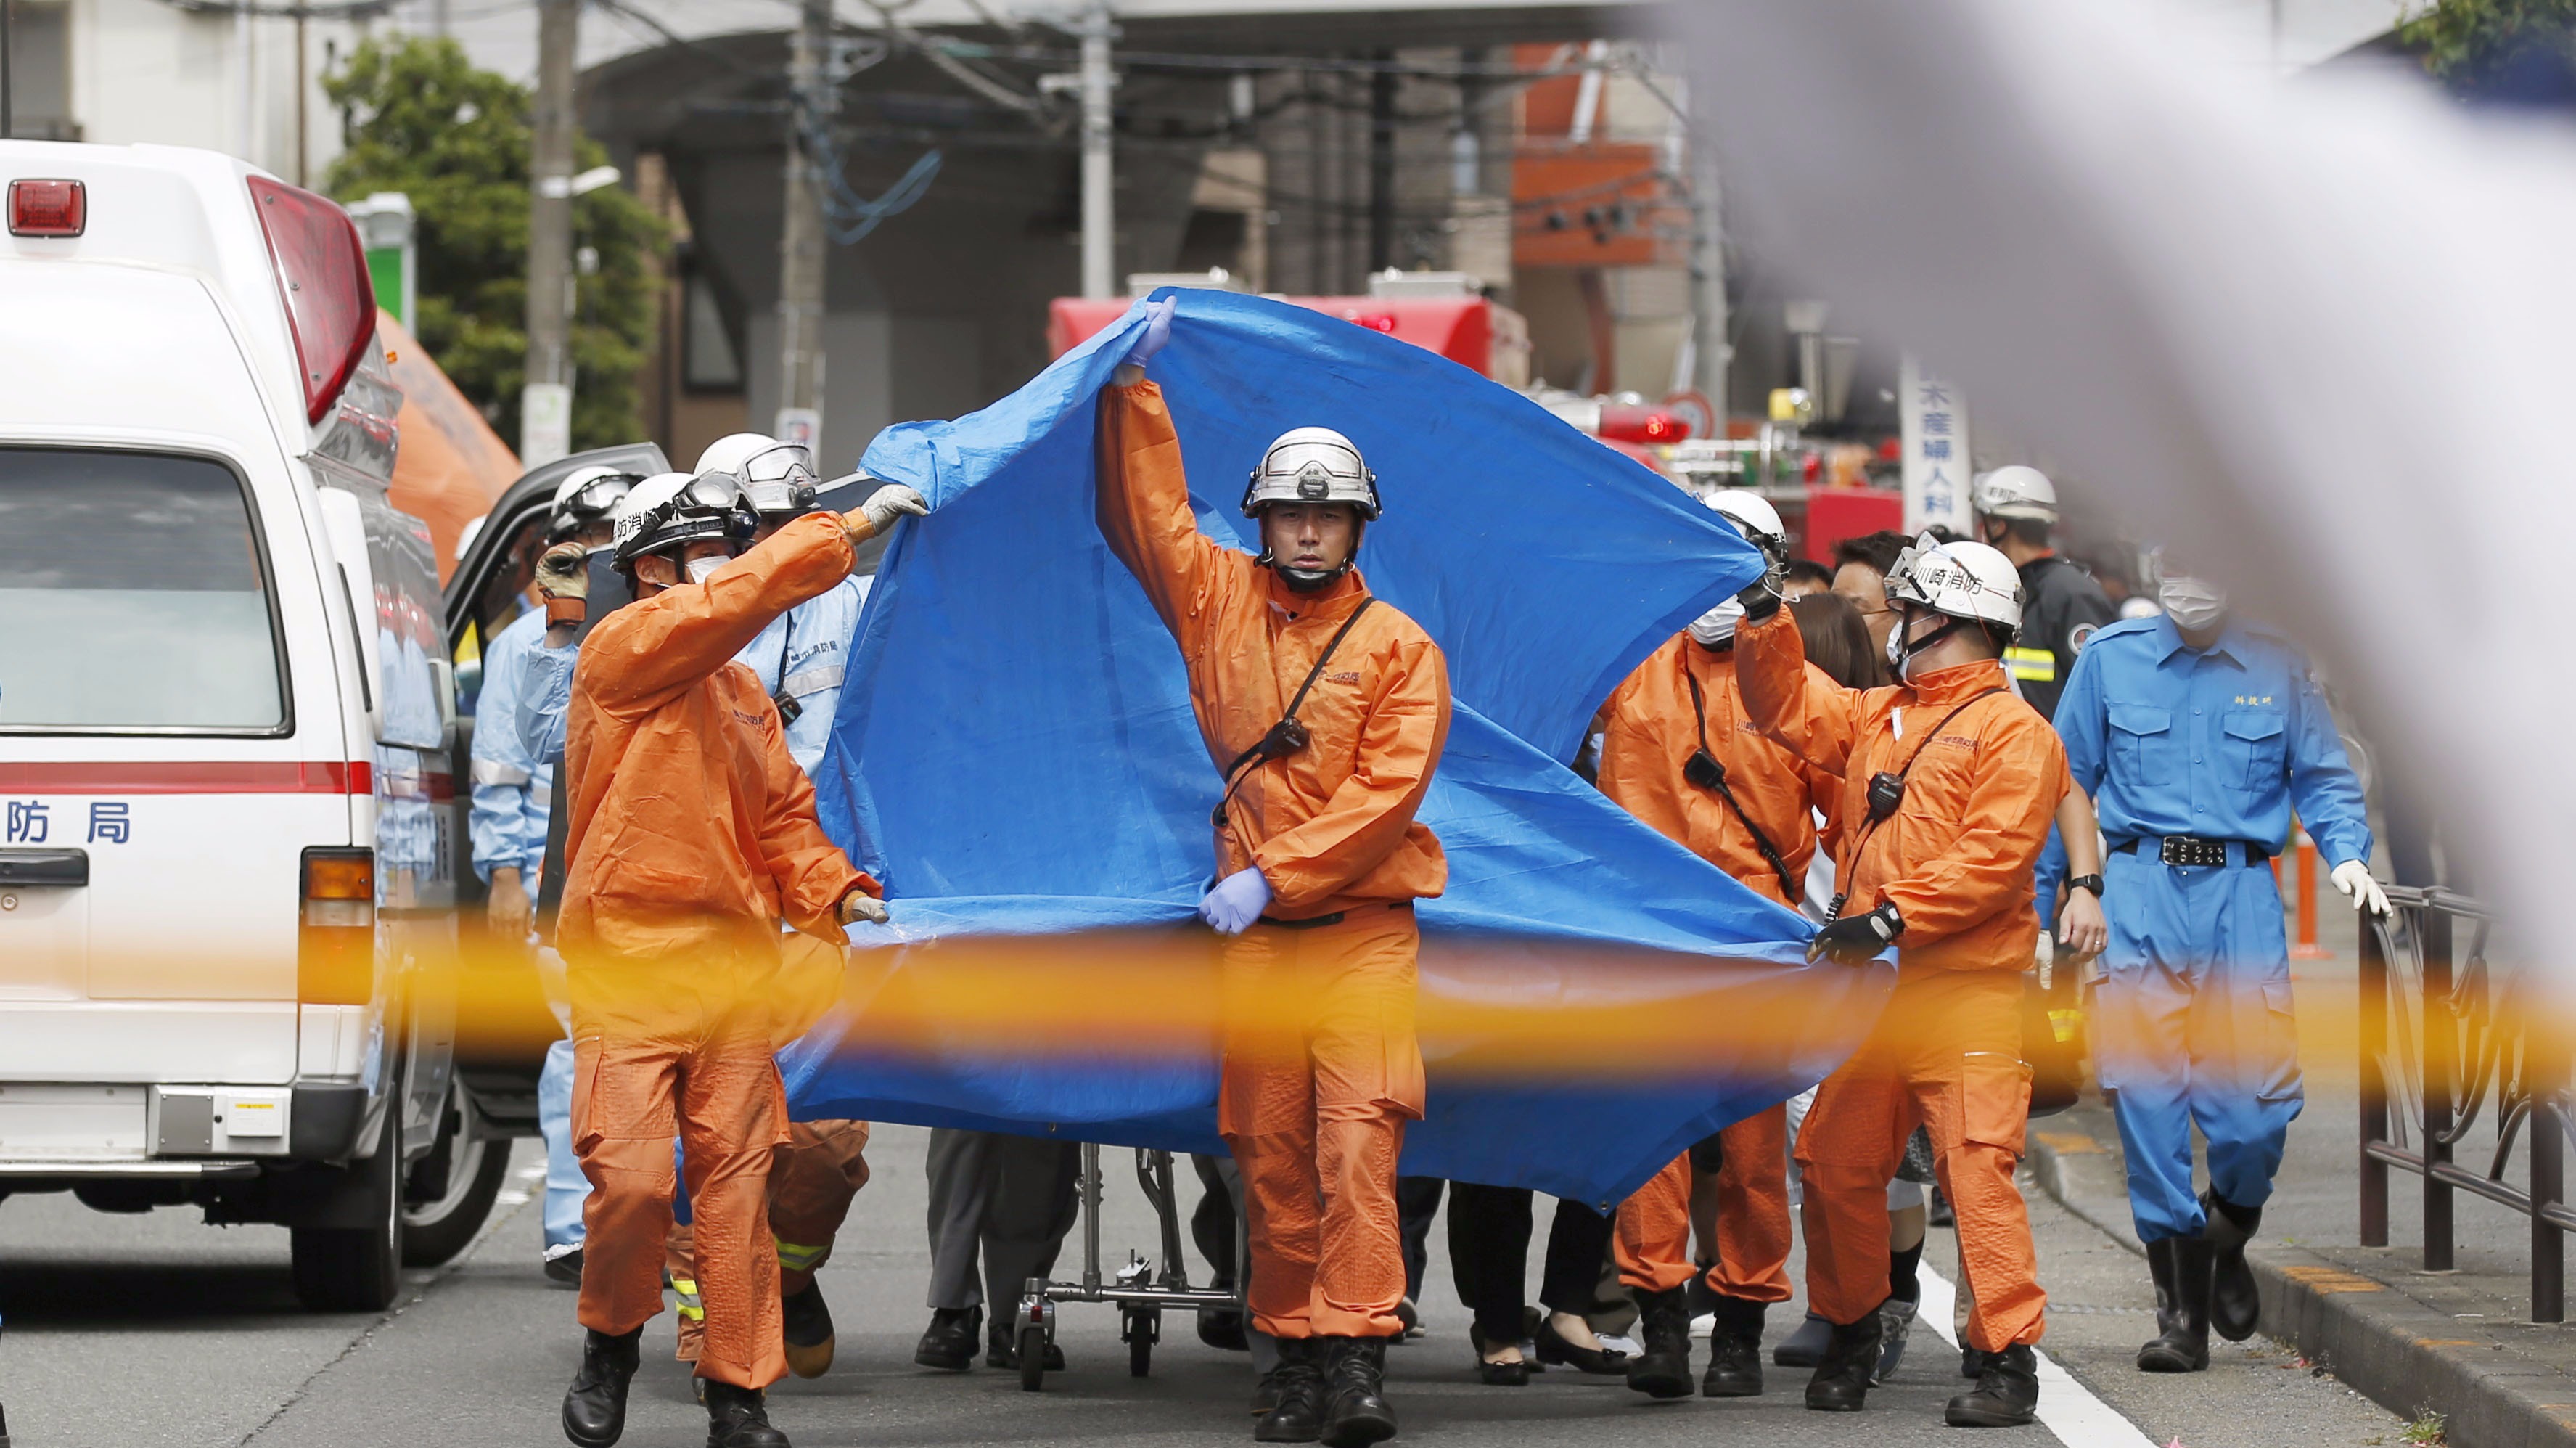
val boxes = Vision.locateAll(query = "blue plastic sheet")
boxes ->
[784,290,1890,1206]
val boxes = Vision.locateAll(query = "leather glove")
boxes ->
[1808,902,1903,965]
[1737,576,1783,622]
[535,543,589,600]
[2331,859,2390,917]
[1124,295,1177,369]
[853,483,929,540]
[1197,865,1273,936]
[837,888,890,926]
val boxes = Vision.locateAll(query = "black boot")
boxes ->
[2202,1190,2263,1342]
[782,1280,834,1380]
[1255,1338,1326,1444]
[562,1327,641,1448]
[2138,1235,2213,1373]
[1959,1344,1992,1380]
[1801,1313,1883,1412]
[1623,1285,1694,1399]
[1700,1296,1764,1398]
[1318,1336,1399,1448]
[702,1380,789,1448]
[914,1304,980,1370]
[1945,1342,2040,1427]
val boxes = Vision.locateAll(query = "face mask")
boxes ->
[1884,611,1910,673]
[684,555,726,585]
[2158,576,2228,631]
[1688,597,1744,647]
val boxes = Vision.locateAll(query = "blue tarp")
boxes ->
[783,290,1890,1206]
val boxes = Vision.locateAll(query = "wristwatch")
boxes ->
[2067,874,2104,899]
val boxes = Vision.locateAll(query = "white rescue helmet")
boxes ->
[1972,465,2057,525]
[610,470,760,570]
[1242,426,1381,520]
[694,432,819,517]
[1883,533,2025,634]
[1705,488,1788,560]
[548,463,639,543]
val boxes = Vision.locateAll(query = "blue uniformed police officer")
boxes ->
[2052,566,2385,1376]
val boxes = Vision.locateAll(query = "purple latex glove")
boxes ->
[1198,864,1273,936]
[1123,295,1177,369]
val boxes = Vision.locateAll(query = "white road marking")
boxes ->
[517,1164,547,1180]
[496,1190,530,1206]
[1917,1261,2159,1448]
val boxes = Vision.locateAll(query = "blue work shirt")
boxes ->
[466,608,552,882]
[2053,615,2371,870]
[518,574,871,778]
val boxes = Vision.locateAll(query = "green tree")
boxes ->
[2397,0,2576,89]
[324,36,665,454]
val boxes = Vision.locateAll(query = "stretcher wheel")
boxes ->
[1018,1322,1049,1392]
[1125,1305,1159,1377]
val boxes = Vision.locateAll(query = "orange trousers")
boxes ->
[570,971,790,1390]
[1218,907,1427,1341]
[1799,968,2044,1351]
[1613,1104,1793,1303]
[667,1118,873,1361]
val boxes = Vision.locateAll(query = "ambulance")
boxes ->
[0,142,488,1310]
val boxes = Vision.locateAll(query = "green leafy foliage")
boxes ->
[324,36,665,454]
[2397,0,2576,88]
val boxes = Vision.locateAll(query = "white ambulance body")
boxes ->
[0,141,498,1309]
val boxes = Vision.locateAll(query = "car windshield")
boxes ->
[0,448,285,731]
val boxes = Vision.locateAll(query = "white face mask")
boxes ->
[1884,610,1911,674]
[1688,597,1744,647]
[684,555,727,585]
[2157,576,2228,631]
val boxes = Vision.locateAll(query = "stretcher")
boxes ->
[1006,1142,1244,1391]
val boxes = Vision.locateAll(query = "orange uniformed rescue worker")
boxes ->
[1099,298,1451,1448]
[1734,533,2066,1430]
[1597,490,1823,1404]
[552,468,928,1448]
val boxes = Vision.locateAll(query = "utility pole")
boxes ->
[1078,2,1115,299]
[522,0,578,467]
[776,0,831,453]
[1683,68,1728,416]
[1366,52,1395,273]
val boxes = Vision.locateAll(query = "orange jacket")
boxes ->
[1096,380,1451,919]
[1733,610,2065,971]
[1595,634,1829,907]
[557,512,877,971]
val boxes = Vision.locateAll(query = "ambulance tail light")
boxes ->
[1598,404,1692,444]
[9,179,86,237]
[299,846,376,1005]
[247,178,378,425]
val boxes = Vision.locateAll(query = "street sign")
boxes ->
[1900,354,1970,535]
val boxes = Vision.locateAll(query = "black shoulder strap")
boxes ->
[1834,685,2010,904]
[1683,667,1802,904]
[1215,597,1378,813]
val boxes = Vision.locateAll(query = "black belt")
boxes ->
[1255,901,1416,930]
[2113,836,2271,868]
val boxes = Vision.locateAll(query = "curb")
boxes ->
[2026,1112,2576,1448]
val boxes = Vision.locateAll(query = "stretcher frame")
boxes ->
[1007,1142,1244,1391]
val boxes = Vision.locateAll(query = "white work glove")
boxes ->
[2331,859,2390,917]
[1198,865,1273,936]
[853,483,929,539]
[837,888,890,926]
[1123,295,1177,369]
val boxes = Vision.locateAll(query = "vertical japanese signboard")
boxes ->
[1900,355,1970,535]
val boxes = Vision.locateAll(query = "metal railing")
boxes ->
[2358,884,2568,1321]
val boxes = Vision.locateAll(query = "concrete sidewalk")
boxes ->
[2025,892,2576,1447]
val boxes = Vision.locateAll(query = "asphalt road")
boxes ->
[0,1125,2404,1448]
